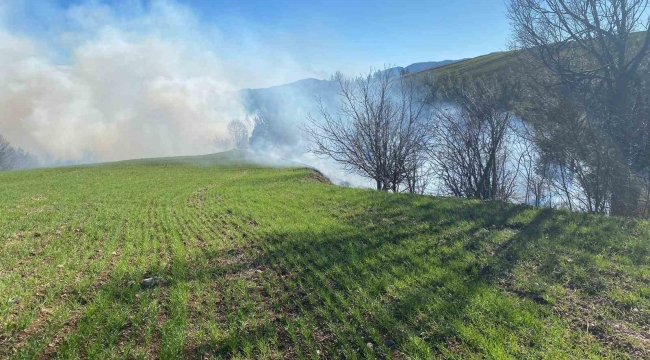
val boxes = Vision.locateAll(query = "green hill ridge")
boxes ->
[1,154,649,359]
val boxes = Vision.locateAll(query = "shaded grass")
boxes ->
[1,152,649,359]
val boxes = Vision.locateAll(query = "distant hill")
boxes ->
[241,59,465,153]
[240,78,338,153]
[417,30,647,80]
[410,51,519,80]
[406,59,462,72]
[378,59,466,77]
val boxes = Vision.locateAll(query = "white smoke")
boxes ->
[0,0,322,164]
[0,0,380,188]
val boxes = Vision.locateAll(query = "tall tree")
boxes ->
[0,134,38,171]
[509,0,650,216]
[0,134,12,171]
[430,75,522,201]
[227,120,250,151]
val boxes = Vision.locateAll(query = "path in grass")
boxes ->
[1,154,649,359]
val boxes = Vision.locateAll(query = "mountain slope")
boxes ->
[241,59,464,153]
[1,153,649,359]
[408,51,519,80]
[379,59,466,77]
[417,30,648,80]
[405,59,462,72]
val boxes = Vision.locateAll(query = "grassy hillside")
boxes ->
[406,51,519,81]
[1,153,649,359]
[417,31,648,81]
[430,52,519,78]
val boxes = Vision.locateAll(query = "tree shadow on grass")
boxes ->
[241,198,567,358]
[248,195,647,358]
[37,194,647,359]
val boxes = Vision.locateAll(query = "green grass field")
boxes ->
[416,31,647,82]
[425,51,519,79]
[1,152,649,359]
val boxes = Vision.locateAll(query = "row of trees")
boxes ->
[0,134,38,171]
[510,0,650,216]
[305,69,523,199]
[306,0,650,218]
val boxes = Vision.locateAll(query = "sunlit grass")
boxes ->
[1,152,649,359]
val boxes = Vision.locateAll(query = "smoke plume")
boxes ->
[0,0,321,164]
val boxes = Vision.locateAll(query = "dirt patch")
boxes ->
[187,184,216,205]
[553,290,649,358]
[27,206,53,215]
[497,266,649,358]
[305,169,332,185]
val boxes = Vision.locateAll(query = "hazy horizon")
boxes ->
[0,0,510,170]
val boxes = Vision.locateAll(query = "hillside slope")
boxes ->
[240,59,465,153]
[416,31,648,81]
[1,153,649,359]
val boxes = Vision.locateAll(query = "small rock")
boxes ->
[140,276,162,288]
[384,339,395,348]
[255,269,263,274]
[8,297,19,305]
[366,342,374,350]
[57,264,64,268]
[633,308,639,312]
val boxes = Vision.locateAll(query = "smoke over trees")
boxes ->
[227,120,250,151]
[508,0,650,216]
[305,8,649,220]
[213,119,252,151]
[430,75,521,201]
[0,134,38,171]
[305,69,431,193]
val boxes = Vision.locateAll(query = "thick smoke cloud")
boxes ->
[243,78,370,186]
[0,0,322,164]
[0,0,371,186]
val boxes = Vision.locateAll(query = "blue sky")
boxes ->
[2,0,511,84]
[180,0,511,62]
[0,0,512,165]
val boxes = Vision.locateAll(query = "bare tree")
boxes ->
[430,75,522,201]
[508,0,650,216]
[213,135,232,151]
[0,134,12,171]
[518,88,617,213]
[518,129,550,207]
[0,134,38,171]
[304,68,431,192]
[10,148,38,170]
[227,120,250,151]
